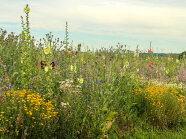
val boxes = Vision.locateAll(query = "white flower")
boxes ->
[61,102,70,109]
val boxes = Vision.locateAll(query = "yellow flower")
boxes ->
[49,65,53,70]
[25,35,29,40]
[74,66,77,72]
[20,31,24,35]
[21,57,24,63]
[39,123,44,126]
[166,69,169,74]
[44,45,51,55]
[24,7,30,13]
[77,77,84,84]
[70,65,74,71]
[125,61,129,68]
[70,65,76,72]
[45,66,49,72]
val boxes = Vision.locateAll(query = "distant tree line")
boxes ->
[179,51,186,60]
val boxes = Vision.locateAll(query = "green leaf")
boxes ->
[106,111,118,121]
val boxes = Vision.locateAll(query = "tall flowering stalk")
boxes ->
[148,49,154,71]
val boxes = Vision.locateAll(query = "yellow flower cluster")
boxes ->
[133,86,185,125]
[6,89,58,120]
[133,86,184,108]
[0,112,13,133]
[0,112,6,132]
[0,89,58,133]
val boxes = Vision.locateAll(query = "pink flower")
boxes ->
[151,61,153,65]
[148,49,153,53]
[149,64,151,70]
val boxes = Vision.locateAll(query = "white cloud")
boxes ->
[0,0,186,44]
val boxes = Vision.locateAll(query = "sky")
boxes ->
[0,0,186,53]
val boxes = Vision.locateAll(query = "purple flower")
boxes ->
[9,84,12,89]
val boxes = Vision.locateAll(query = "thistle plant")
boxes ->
[64,21,69,51]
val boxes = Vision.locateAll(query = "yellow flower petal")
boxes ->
[78,77,83,84]
[44,45,51,55]
[70,65,77,72]
[45,66,49,72]
[70,65,73,71]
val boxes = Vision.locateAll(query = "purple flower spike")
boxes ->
[9,84,12,89]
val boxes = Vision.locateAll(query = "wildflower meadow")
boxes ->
[0,5,185,139]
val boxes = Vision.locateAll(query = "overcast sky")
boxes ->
[0,0,186,53]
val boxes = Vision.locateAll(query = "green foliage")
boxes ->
[179,51,186,60]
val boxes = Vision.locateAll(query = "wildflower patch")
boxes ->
[133,86,185,127]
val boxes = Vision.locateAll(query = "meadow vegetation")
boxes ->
[0,4,185,139]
